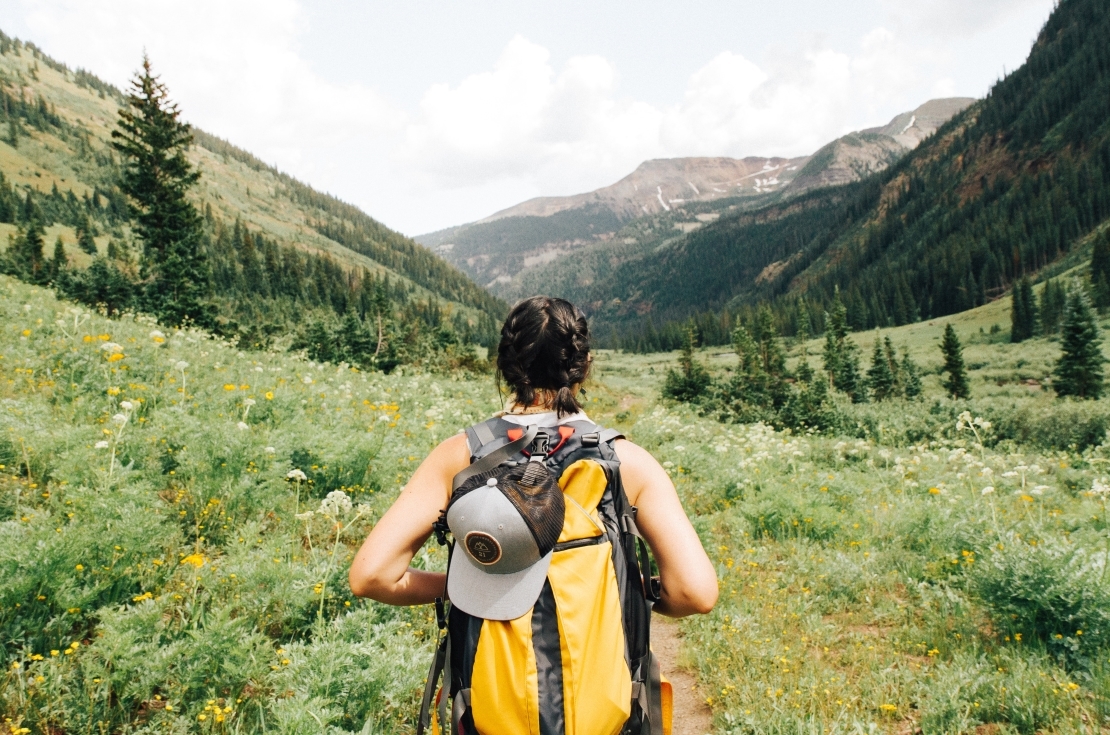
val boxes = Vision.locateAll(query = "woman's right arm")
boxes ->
[348,433,470,605]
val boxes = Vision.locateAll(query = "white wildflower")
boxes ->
[286,469,308,482]
[99,342,124,353]
[320,490,353,517]
[149,330,165,340]
[264,446,276,454]
[1033,485,1051,494]
[95,440,110,449]
[981,486,995,495]
[243,398,256,407]
[674,445,686,452]
[120,401,134,412]
[112,413,128,425]
[237,421,250,431]
[303,376,314,385]
[174,361,189,371]
[1092,478,1110,497]
[295,511,315,522]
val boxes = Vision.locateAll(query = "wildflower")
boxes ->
[320,489,353,517]
[95,440,110,449]
[120,401,134,411]
[21,329,31,337]
[303,376,314,384]
[879,704,897,713]
[75,564,84,571]
[107,386,121,396]
[224,384,236,391]
[1092,478,1110,497]
[295,511,315,521]
[150,330,165,343]
[180,554,207,568]
[265,391,274,400]
[286,469,308,482]
[107,353,124,362]
[112,413,128,425]
[237,421,250,431]
[265,446,276,453]
[981,486,994,495]
[174,361,189,371]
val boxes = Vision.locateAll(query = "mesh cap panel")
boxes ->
[452,461,564,554]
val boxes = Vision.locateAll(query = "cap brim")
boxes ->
[447,547,553,621]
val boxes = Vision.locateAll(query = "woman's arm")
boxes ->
[349,433,470,605]
[613,440,719,618]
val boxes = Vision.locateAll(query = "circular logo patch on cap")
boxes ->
[464,531,502,565]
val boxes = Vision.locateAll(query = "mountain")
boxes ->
[560,0,1110,349]
[418,98,972,294]
[0,30,503,350]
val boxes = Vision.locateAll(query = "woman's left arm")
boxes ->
[349,433,470,606]
[614,439,719,618]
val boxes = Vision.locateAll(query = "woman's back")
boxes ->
[349,296,717,733]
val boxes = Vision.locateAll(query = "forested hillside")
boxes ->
[570,0,1110,349]
[0,30,503,363]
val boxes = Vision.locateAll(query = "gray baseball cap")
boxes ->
[446,463,564,620]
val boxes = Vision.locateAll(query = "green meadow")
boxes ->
[3,274,1110,734]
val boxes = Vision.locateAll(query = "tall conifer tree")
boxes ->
[1054,285,1105,399]
[940,324,970,400]
[111,55,211,326]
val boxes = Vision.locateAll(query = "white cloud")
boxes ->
[2,0,1055,233]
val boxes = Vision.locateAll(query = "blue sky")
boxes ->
[0,0,1057,235]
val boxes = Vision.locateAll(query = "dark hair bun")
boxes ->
[497,296,590,417]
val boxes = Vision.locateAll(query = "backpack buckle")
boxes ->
[582,431,600,447]
[432,511,450,546]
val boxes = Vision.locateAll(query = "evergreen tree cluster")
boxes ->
[585,0,1110,349]
[662,301,924,433]
[866,333,922,401]
[0,51,501,369]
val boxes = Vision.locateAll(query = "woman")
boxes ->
[350,295,717,733]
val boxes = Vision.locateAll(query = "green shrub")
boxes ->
[974,533,1110,666]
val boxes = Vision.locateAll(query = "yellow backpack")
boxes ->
[417,418,671,735]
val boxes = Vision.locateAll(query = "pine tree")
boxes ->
[111,55,211,327]
[663,323,712,402]
[1011,277,1037,342]
[753,305,785,375]
[76,216,98,255]
[901,351,923,399]
[1054,285,1105,399]
[822,290,865,401]
[940,324,970,400]
[867,333,896,400]
[50,235,66,279]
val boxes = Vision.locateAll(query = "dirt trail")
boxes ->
[652,617,713,735]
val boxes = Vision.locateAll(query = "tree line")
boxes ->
[0,55,499,371]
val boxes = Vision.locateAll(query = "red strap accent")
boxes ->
[549,425,575,455]
[506,427,524,441]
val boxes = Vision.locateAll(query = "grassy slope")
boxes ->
[3,272,1110,733]
[0,44,500,322]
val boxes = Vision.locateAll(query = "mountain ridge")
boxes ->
[0,29,504,332]
[418,97,974,295]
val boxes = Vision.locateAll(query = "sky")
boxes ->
[0,0,1058,236]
